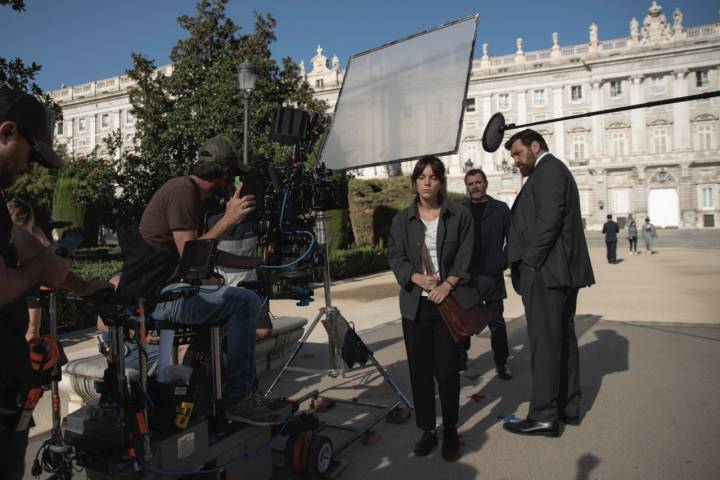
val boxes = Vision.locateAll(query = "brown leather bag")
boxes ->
[420,243,490,344]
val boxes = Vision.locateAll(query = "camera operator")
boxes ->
[137,135,281,426]
[0,89,111,479]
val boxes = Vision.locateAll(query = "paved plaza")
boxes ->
[26,231,720,479]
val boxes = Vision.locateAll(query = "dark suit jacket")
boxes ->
[388,197,480,321]
[462,196,511,300]
[602,221,619,242]
[508,154,595,293]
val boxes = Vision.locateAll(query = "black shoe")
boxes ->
[495,363,513,380]
[441,428,460,461]
[503,418,561,437]
[562,414,582,426]
[413,430,438,457]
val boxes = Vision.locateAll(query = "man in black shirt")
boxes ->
[463,169,512,380]
[602,214,619,264]
[0,89,109,479]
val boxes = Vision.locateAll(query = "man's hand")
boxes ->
[224,182,256,224]
[412,273,440,292]
[427,281,452,304]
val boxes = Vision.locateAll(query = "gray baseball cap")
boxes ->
[197,135,249,173]
[0,88,62,168]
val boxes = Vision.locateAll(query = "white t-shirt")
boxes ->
[421,216,440,297]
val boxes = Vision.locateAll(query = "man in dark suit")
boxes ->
[602,214,619,264]
[462,168,512,380]
[503,129,595,437]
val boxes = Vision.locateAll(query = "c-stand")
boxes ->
[265,210,413,458]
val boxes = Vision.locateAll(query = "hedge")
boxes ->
[56,250,122,331]
[328,245,388,280]
[348,177,469,247]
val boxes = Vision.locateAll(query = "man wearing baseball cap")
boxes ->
[0,88,110,478]
[130,135,281,425]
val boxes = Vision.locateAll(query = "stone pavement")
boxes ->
[25,238,720,479]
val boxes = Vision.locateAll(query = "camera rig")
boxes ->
[234,107,348,304]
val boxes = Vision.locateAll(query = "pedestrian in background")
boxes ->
[642,218,657,254]
[602,214,619,264]
[626,214,638,255]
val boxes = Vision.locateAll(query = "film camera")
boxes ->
[230,107,349,303]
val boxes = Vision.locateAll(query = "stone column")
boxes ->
[517,90,527,125]
[673,70,691,151]
[482,95,493,171]
[114,110,121,131]
[88,115,96,149]
[591,81,604,158]
[630,75,646,154]
[553,86,566,162]
[66,118,74,154]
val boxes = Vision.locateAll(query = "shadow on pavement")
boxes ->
[261,312,631,479]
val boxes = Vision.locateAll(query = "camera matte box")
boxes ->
[271,107,309,145]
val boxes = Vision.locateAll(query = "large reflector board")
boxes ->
[319,15,478,171]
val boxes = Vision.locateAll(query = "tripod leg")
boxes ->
[365,350,413,409]
[265,309,326,397]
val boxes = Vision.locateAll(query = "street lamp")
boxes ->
[237,60,257,166]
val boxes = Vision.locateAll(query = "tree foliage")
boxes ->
[118,0,326,219]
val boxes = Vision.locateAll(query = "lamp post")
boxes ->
[237,60,257,166]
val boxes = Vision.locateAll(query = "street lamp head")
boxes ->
[238,60,257,93]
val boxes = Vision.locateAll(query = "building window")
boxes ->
[78,118,86,133]
[126,110,135,124]
[465,98,476,113]
[101,113,109,129]
[651,127,670,153]
[701,186,715,209]
[570,85,583,101]
[533,89,546,106]
[610,131,627,156]
[610,80,623,97]
[315,79,324,89]
[703,214,715,227]
[696,70,709,88]
[579,191,589,215]
[498,93,510,110]
[696,124,713,150]
[650,76,665,92]
[56,122,63,136]
[612,189,630,214]
[572,135,587,160]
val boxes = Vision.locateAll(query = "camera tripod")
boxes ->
[265,212,412,457]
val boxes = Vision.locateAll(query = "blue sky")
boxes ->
[1,0,716,91]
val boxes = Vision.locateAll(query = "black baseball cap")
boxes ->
[0,88,62,169]
[197,135,249,173]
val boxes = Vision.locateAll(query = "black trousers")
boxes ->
[518,264,581,422]
[402,298,461,431]
[628,237,637,253]
[606,240,617,263]
[487,299,509,365]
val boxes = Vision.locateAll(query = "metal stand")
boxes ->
[265,212,412,457]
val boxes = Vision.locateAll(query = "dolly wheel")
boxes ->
[306,434,333,477]
[285,434,306,473]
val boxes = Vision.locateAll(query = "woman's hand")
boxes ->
[428,281,453,304]
[412,273,440,292]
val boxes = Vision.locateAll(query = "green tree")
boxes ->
[119,0,326,218]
